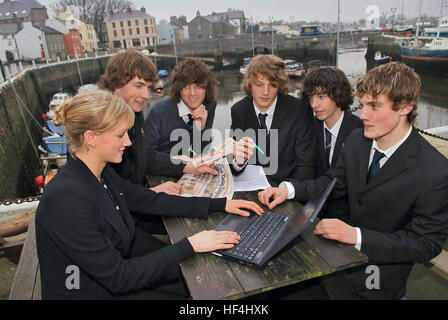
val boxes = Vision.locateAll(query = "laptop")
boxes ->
[212,178,337,268]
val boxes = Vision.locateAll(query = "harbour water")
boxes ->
[211,49,448,135]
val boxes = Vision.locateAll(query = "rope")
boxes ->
[11,83,42,164]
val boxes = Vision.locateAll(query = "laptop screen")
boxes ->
[264,178,336,262]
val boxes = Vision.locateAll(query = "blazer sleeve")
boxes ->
[360,175,448,264]
[38,185,195,294]
[108,167,227,218]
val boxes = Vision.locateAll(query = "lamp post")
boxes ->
[171,29,178,66]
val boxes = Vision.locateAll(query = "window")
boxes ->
[121,29,125,36]
[120,21,124,27]
[112,22,116,28]
[136,28,140,35]
[135,20,139,26]
[113,30,117,37]
[144,19,148,25]
[127,20,131,27]
[129,29,132,35]
[132,38,141,47]
[113,40,121,48]
[197,24,201,31]
[145,26,149,34]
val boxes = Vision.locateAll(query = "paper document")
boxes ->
[233,165,271,192]
[177,158,234,199]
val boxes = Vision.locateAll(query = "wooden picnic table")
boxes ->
[148,175,368,300]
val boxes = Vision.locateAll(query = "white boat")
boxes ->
[284,59,306,77]
[374,51,391,65]
[424,16,448,37]
[46,92,71,119]
[240,57,251,75]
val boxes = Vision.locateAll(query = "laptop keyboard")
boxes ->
[224,211,286,261]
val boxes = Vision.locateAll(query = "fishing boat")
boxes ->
[239,57,251,75]
[46,92,71,119]
[399,1,448,75]
[284,59,306,77]
[374,51,392,65]
[424,16,448,37]
[400,37,448,75]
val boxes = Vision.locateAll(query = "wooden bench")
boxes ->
[8,217,41,300]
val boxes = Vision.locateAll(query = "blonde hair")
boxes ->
[241,54,290,96]
[53,90,135,156]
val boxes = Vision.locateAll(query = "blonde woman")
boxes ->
[36,90,263,299]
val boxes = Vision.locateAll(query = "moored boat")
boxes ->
[374,51,392,65]
[400,38,448,75]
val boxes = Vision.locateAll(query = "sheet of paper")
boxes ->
[233,165,271,192]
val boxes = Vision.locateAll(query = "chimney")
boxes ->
[141,7,146,13]
[170,16,177,24]
[127,7,132,13]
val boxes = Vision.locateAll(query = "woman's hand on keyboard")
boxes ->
[225,200,264,217]
[188,230,241,252]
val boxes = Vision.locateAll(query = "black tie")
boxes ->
[258,113,268,134]
[367,150,386,183]
[186,114,193,133]
[325,128,332,165]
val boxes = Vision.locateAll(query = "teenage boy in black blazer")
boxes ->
[258,62,448,299]
[302,67,363,176]
[230,54,317,184]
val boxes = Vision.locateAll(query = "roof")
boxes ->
[0,22,19,35]
[108,10,155,21]
[0,0,46,21]
[205,10,245,22]
[37,25,63,35]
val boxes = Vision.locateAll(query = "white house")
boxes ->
[15,21,48,60]
[158,19,180,45]
[0,34,19,62]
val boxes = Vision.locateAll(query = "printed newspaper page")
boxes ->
[177,158,234,199]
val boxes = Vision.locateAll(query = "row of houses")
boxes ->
[106,9,247,50]
[0,0,97,62]
[1,0,258,61]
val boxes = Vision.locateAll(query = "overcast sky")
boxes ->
[38,0,446,23]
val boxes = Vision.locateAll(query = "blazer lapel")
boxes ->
[332,112,350,165]
[99,175,132,252]
[357,136,373,189]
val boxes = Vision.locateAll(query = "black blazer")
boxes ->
[36,157,226,299]
[111,112,185,185]
[315,112,363,176]
[145,97,217,156]
[290,128,448,299]
[231,95,317,184]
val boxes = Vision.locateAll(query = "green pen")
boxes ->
[253,142,265,155]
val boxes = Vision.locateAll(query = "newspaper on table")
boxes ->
[177,158,234,199]
[172,137,236,166]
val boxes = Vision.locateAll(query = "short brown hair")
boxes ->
[97,49,158,91]
[356,62,421,124]
[241,55,290,96]
[169,58,217,104]
[54,90,134,157]
[302,67,353,111]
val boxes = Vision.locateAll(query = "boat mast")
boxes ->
[415,0,422,44]
[336,0,340,67]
